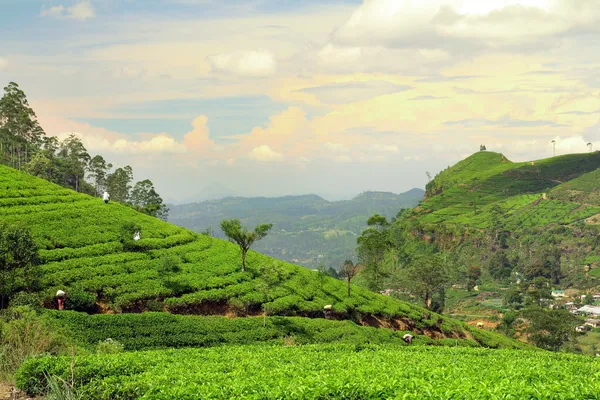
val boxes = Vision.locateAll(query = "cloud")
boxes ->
[248,145,284,162]
[41,1,96,21]
[372,144,399,153]
[409,95,449,100]
[558,109,600,116]
[444,115,566,128]
[549,135,599,155]
[335,155,352,163]
[321,0,600,74]
[207,50,277,77]
[324,142,349,153]
[297,80,413,104]
[182,115,216,153]
[415,75,484,83]
[583,121,600,143]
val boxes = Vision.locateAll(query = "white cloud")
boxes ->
[207,50,277,77]
[372,144,399,153]
[41,1,95,21]
[40,5,65,18]
[324,142,349,153]
[325,0,600,63]
[298,81,413,104]
[248,145,284,162]
[335,155,352,163]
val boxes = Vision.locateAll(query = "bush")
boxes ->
[63,289,97,313]
[96,338,124,354]
[0,306,71,379]
[9,292,44,309]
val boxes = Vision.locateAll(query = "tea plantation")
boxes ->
[0,164,523,347]
[17,344,600,399]
[417,151,600,229]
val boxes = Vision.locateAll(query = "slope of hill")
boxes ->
[0,164,522,348]
[417,151,600,229]
[167,189,424,269]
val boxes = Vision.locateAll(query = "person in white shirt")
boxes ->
[103,191,110,204]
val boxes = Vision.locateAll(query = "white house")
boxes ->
[585,319,600,329]
[551,290,566,299]
[576,305,600,316]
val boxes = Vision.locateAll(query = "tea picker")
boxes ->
[403,334,413,345]
[103,191,110,204]
[56,290,66,310]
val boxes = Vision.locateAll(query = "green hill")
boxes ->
[0,164,523,348]
[167,189,424,269]
[418,151,600,229]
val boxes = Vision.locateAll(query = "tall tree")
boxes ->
[87,155,112,196]
[0,82,45,168]
[521,308,580,351]
[130,179,169,220]
[0,223,40,309]
[405,254,451,310]
[106,166,134,203]
[57,134,90,192]
[220,219,272,272]
[356,214,390,291]
[340,259,358,296]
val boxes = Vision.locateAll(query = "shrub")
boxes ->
[96,338,124,354]
[63,289,97,313]
[0,306,71,379]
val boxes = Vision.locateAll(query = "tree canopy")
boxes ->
[220,219,273,271]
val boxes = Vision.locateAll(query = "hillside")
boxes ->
[0,164,521,348]
[417,151,600,230]
[167,189,424,270]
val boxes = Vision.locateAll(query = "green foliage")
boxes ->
[0,306,70,379]
[0,163,524,347]
[105,166,133,203]
[521,307,581,351]
[405,254,452,310]
[0,222,40,308]
[0,82,45,169]
[43,374,81,400]
[130,179,169,220]
[220,219,273,271]
[63,288,97,313]
[95,338,124,355]
[19,344,600,399]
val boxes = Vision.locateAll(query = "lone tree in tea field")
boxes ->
[220,219,273,271]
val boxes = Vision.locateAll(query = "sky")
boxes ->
[1,0,600,203]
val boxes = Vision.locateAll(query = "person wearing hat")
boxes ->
[56,290,66,310]
[403,333,413,345]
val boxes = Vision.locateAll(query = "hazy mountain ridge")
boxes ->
[168,189,425,269]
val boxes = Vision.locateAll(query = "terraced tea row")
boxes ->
[19,344,599,399]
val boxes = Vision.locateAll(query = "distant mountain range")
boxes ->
[167,189,425,269]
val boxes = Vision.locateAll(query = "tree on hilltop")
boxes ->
[220,219,273,272]
[0,82,46,168]
[130,179,169,220]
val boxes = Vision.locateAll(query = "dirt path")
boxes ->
[0,383,36,400]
